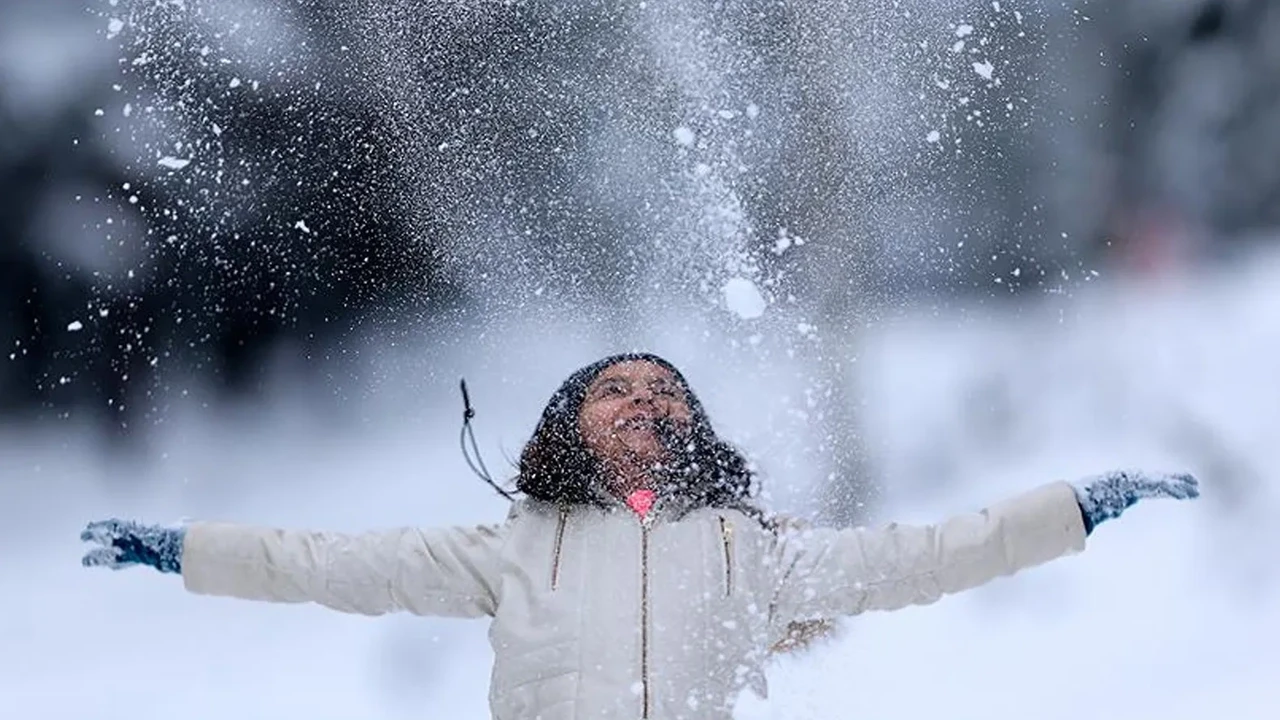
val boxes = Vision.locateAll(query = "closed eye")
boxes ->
[592,379,628,398]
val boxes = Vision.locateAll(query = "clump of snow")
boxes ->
[672,126,696,147]
[66,321,83,332]
[723,277,766,320]
[157,156,190,170]
[772,229,805,256]
[973,61,995,80]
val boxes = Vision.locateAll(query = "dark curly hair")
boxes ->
[516,353,760,517]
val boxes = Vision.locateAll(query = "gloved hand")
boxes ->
[1072,470,1199,534]
[81,519,186,574]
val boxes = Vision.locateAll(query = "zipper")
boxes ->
[550,506,568,591]
[640,514,653,718]
[718,515,734,597]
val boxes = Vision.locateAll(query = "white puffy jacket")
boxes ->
[181,481,1086,719]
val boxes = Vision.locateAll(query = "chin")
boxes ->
[619,444,666,466]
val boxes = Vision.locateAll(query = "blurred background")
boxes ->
[2,0,1277,718]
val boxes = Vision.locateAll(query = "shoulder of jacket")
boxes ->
[505,497,568,522]
[761,514,829,555]
[765,513,814,535]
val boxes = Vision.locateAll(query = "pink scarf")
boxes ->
[625,488,656,519]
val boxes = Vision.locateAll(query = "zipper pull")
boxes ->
[719,516,735,597]
[550,506,569,591]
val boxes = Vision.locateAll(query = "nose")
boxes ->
[631,387,659,406]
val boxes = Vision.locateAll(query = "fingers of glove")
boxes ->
[81,546,131,569]
[1151,473,1198,499]
[1134,472,1200,501]
[1171,472,1200,498]
[80,519,132,544]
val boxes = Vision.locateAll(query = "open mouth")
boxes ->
[614,416,689,447]
[615,414,658,431]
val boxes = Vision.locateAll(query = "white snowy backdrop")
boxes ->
[4,246,1277,718]
[2,0,1279,717]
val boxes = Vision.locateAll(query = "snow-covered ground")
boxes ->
[3,251,1277,719]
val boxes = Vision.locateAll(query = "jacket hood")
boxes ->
[516,352,758,516]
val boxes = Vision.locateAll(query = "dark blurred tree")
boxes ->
[0,0,464,440]
[1047,0,1280,272]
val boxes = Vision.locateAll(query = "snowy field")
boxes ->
[3,250,1278,719]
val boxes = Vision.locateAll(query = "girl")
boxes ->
[82,352,1198,719]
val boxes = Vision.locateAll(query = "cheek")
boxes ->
[669,402,693,422]
[578,405,615,443]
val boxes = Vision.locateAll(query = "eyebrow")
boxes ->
[589,377,626,392]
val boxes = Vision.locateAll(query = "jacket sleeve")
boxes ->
[768,481,1086,627]
[180,521,506,617]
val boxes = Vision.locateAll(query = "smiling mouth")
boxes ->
[615,415,690,444]
[616,416,656,431]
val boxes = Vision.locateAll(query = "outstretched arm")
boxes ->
[82,518,507,618]
[769,471,1197,628]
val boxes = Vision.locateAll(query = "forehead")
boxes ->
[589,360,679,386]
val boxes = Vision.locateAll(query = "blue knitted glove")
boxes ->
[1072,470,1199,534]
[81,519,186,574]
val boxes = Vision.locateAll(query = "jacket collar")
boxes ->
[586,484,703,523]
